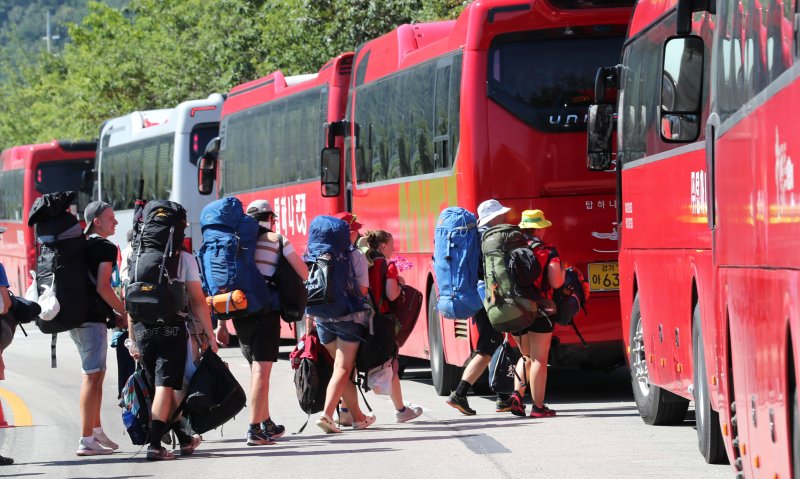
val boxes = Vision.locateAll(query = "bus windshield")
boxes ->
[35,159,95,214]
[488,32,624,132]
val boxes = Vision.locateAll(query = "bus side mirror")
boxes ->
[80,170,94,193]
[320,147,341,197]
[587,104,614,171]
[660,36,703,142]
[198,137,220,196]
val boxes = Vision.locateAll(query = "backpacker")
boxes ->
[304,216,365,318]
[119,367,153,446]
[198,197,273,319]
[433,207,482,320]
[125,201,187,324]
[481,224,539,333]
[552,267,590,326]
[290,331,333,432]
[183,348,246,434]
[27,191,88,335]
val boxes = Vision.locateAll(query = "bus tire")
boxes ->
[428,290,459,396]
[693,304,728,464]
[629,294,689,425]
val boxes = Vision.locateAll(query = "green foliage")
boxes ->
[0,0,468,150]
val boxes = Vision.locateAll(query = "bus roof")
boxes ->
[223,52,354,117]
[99,93,224,149]
[1,140,97,171]
[355,0,634,85]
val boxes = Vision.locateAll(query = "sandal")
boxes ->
[177,435,202,456]
[316,414,342,434]
[146,447,176,461]
[352,413,376,430]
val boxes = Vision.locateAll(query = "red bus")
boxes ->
[323,0,634,395]
[0,141,96,294]
[588,0,799,475]
[199,54,354,339]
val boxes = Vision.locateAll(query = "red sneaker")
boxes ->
[530,405,557,418]
[509,392,526,417]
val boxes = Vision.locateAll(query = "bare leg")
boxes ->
[389,373,404,410]
[513,334,530,396]
[527,332,553,408]
[249,361,273,424]
[322,339,363,421]
[79,372,104,437]
[93,371,105,429]
[151,386,178,422]
[462,353,491,384]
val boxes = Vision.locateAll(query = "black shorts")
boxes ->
[515,314,555,335]
[133,322,187,390]
[473,308,503,356]
[233,311,281,363]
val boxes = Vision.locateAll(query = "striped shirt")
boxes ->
[254,232,294,278]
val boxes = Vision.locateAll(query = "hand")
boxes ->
[208,332,219,353]
[215,325,229,348]
[129,350,141,361]
[115,311,128,329]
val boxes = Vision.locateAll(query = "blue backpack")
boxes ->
[198,197,273,317]
[304,216,365,319]
[119,368,152,446]
[433,207,482,319]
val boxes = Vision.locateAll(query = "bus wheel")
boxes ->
[428,290,459,396]
[629,294,689,425]
[693,304,728,464]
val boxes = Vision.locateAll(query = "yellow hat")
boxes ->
[518,209,552,229]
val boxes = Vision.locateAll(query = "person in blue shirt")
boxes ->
[0,226,15,465]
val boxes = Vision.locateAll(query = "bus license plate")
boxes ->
[587,262,619,292]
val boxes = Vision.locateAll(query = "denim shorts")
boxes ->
[69,322,108,374]
[315,320,366,344]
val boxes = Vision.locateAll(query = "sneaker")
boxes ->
[509,392,526,417]
[76,437,113,456]
[395,404,423,423]
[93,431,119,451]
[352,413,376,430]
[177,435,202,455]
[262,418,285,439]
[146,446,176,461]
[337,407,354,427]
[530,404,557,418]
[0,455,13,465]
[247,427,277,446]
[446,393,476,416]
[317,414,342,434]
[496,396,512,413]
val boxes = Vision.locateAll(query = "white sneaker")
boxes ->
[94,431,119,450]
[395,403,423,423]
[352,413,376,430]
[337,408,354,427]
[76,437,113,456]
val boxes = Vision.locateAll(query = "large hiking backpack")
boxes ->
[290,332,333,432]
[125,201,187,324]
[119,367,153,445]
[27,191,88,335]
[198,197,273,319]
[304,216,365,319]
[183,348,247,434]
[481,225,540,333]
[552,267,590,326]
[433,207,482,320]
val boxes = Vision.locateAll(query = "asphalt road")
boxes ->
[0,329,731,479]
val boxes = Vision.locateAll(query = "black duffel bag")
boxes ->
[183,348,246,434]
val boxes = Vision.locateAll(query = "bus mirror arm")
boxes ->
[676,0,716,35]
[593,65,621,104]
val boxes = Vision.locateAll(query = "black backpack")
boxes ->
[355,313,397,392]
[263,231,308,323]
[290,332,333,432]
[183,349,247,434]
[125,201,187,324]
[27,191,88,335]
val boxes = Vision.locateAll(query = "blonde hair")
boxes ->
[363,229,393,251]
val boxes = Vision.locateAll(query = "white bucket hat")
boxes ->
[477,199,511,227]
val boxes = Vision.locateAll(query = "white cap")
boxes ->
[246,199,274,216]
[477,199,511,227]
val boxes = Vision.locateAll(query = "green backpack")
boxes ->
[481,224,541,333]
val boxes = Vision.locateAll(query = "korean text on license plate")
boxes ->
[587,262,619,292]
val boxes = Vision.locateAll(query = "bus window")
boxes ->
[35,160,95,214]
[189,124,219,166]
[0,169,23,222]
[487,29,625,133]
